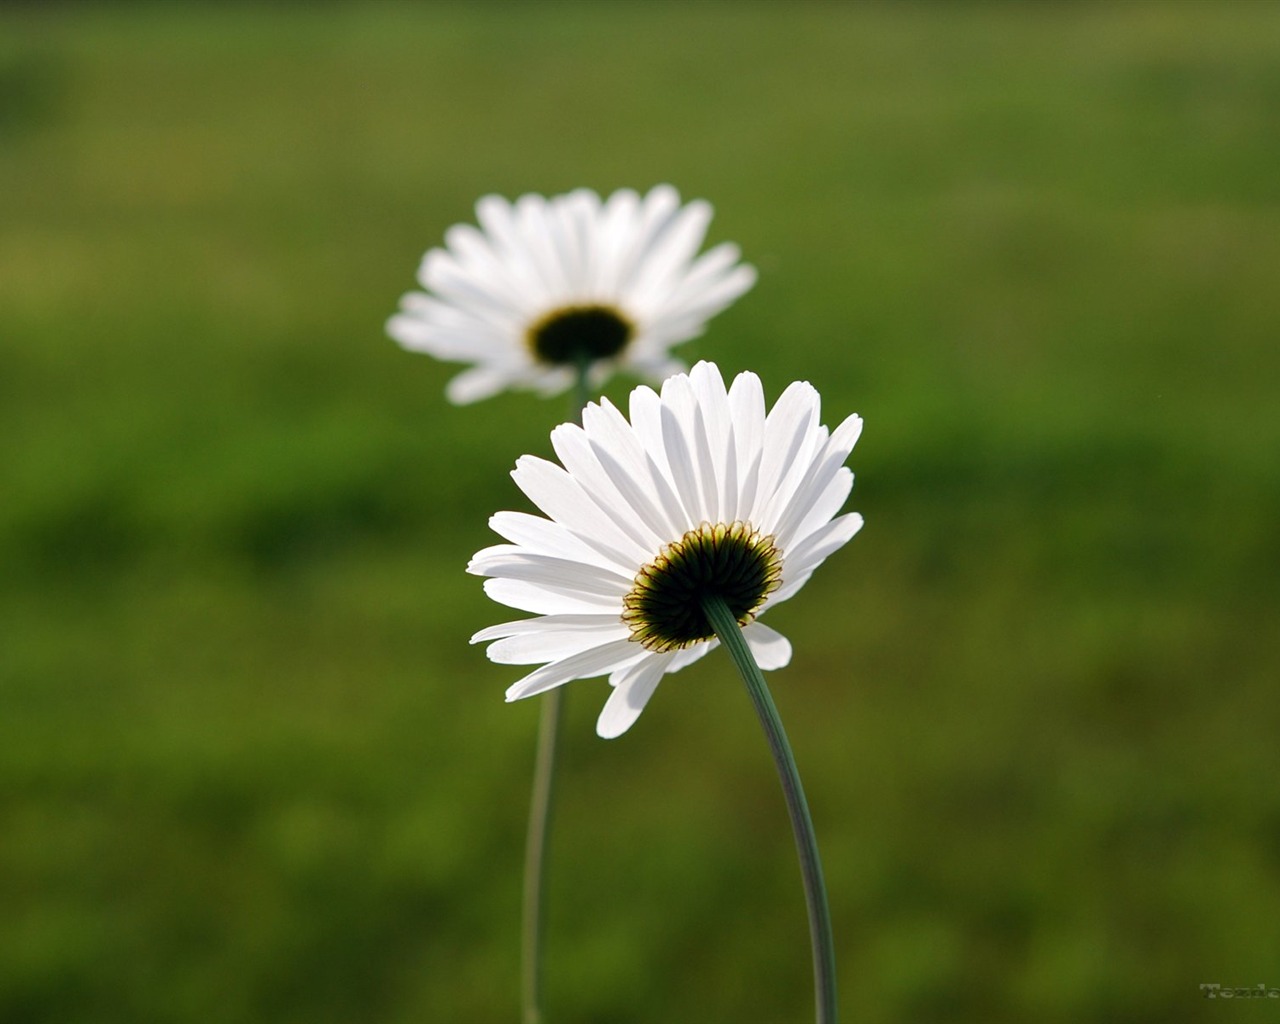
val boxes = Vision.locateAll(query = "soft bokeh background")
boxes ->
[3,2,1279,1021]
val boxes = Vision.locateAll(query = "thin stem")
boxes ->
[701,595,839,1024]
[520,356,594,1024]
[520,686,562,1024]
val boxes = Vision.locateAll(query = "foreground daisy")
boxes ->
[387,185,756,404]
[469,360,863,739]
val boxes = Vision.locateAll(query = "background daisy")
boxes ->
[469,361,863,738]
[387,185,757,403]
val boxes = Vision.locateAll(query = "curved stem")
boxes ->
[520,356,594,1024]
[701,595,839,1024]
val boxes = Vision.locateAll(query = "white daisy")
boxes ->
[468,360,864,738]
[387,185,756,404]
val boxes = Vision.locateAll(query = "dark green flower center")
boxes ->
[526,304,633,366]
[622,521,783,653]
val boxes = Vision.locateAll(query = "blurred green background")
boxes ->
[3,2,1279,1022]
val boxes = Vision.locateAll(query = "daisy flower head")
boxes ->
[387,186,756,404]
[468,360,864,738]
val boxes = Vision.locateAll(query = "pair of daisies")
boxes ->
[389,185,863,737]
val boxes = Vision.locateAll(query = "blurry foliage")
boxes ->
[2,2,1279,1022]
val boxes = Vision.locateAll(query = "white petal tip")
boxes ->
[595,709,641,739]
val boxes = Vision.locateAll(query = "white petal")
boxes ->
[467,549,632,599]
[592,188,642,296]
[625,198,714,311]
[443,222,529,300]
[422,248,531,320]
[784,512,864,581]
[649,248,757,327]
[485,622,632,665]
[667,242,749,302]
[613,184,682,287]
[505,639,647,700]
[394,291,522,345]
[487,510,629,571]
[833,411,865,452]
[581,399,683,543]
[726,371,765,520]
[483,577,618,615]
[629,384,696,531]
[659,373,710,524]
[528,365,575,397]
[772,413,863,549]
[596,654,670,738]
[784,468,853,553]
[667,639,716,672]
[689,361,732,523]
[392,324,511,362]
[545,190,590,293]
[769,568,815,608]
[513,193,572,296]
[550,421,664,552]
[474,194,547,295]
[445,365,517,405]
[387,305,512,360]
[511,455,650,567]
[751,380,820,527]
[471,613,623,643]
[742,621,793,670]
[769,514,863,608]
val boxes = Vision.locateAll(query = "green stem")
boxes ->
[520,356,594,1024]
[520,686,562,1024]
[701,595,839,1024]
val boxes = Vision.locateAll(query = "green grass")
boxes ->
[3,2,1279,1021]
